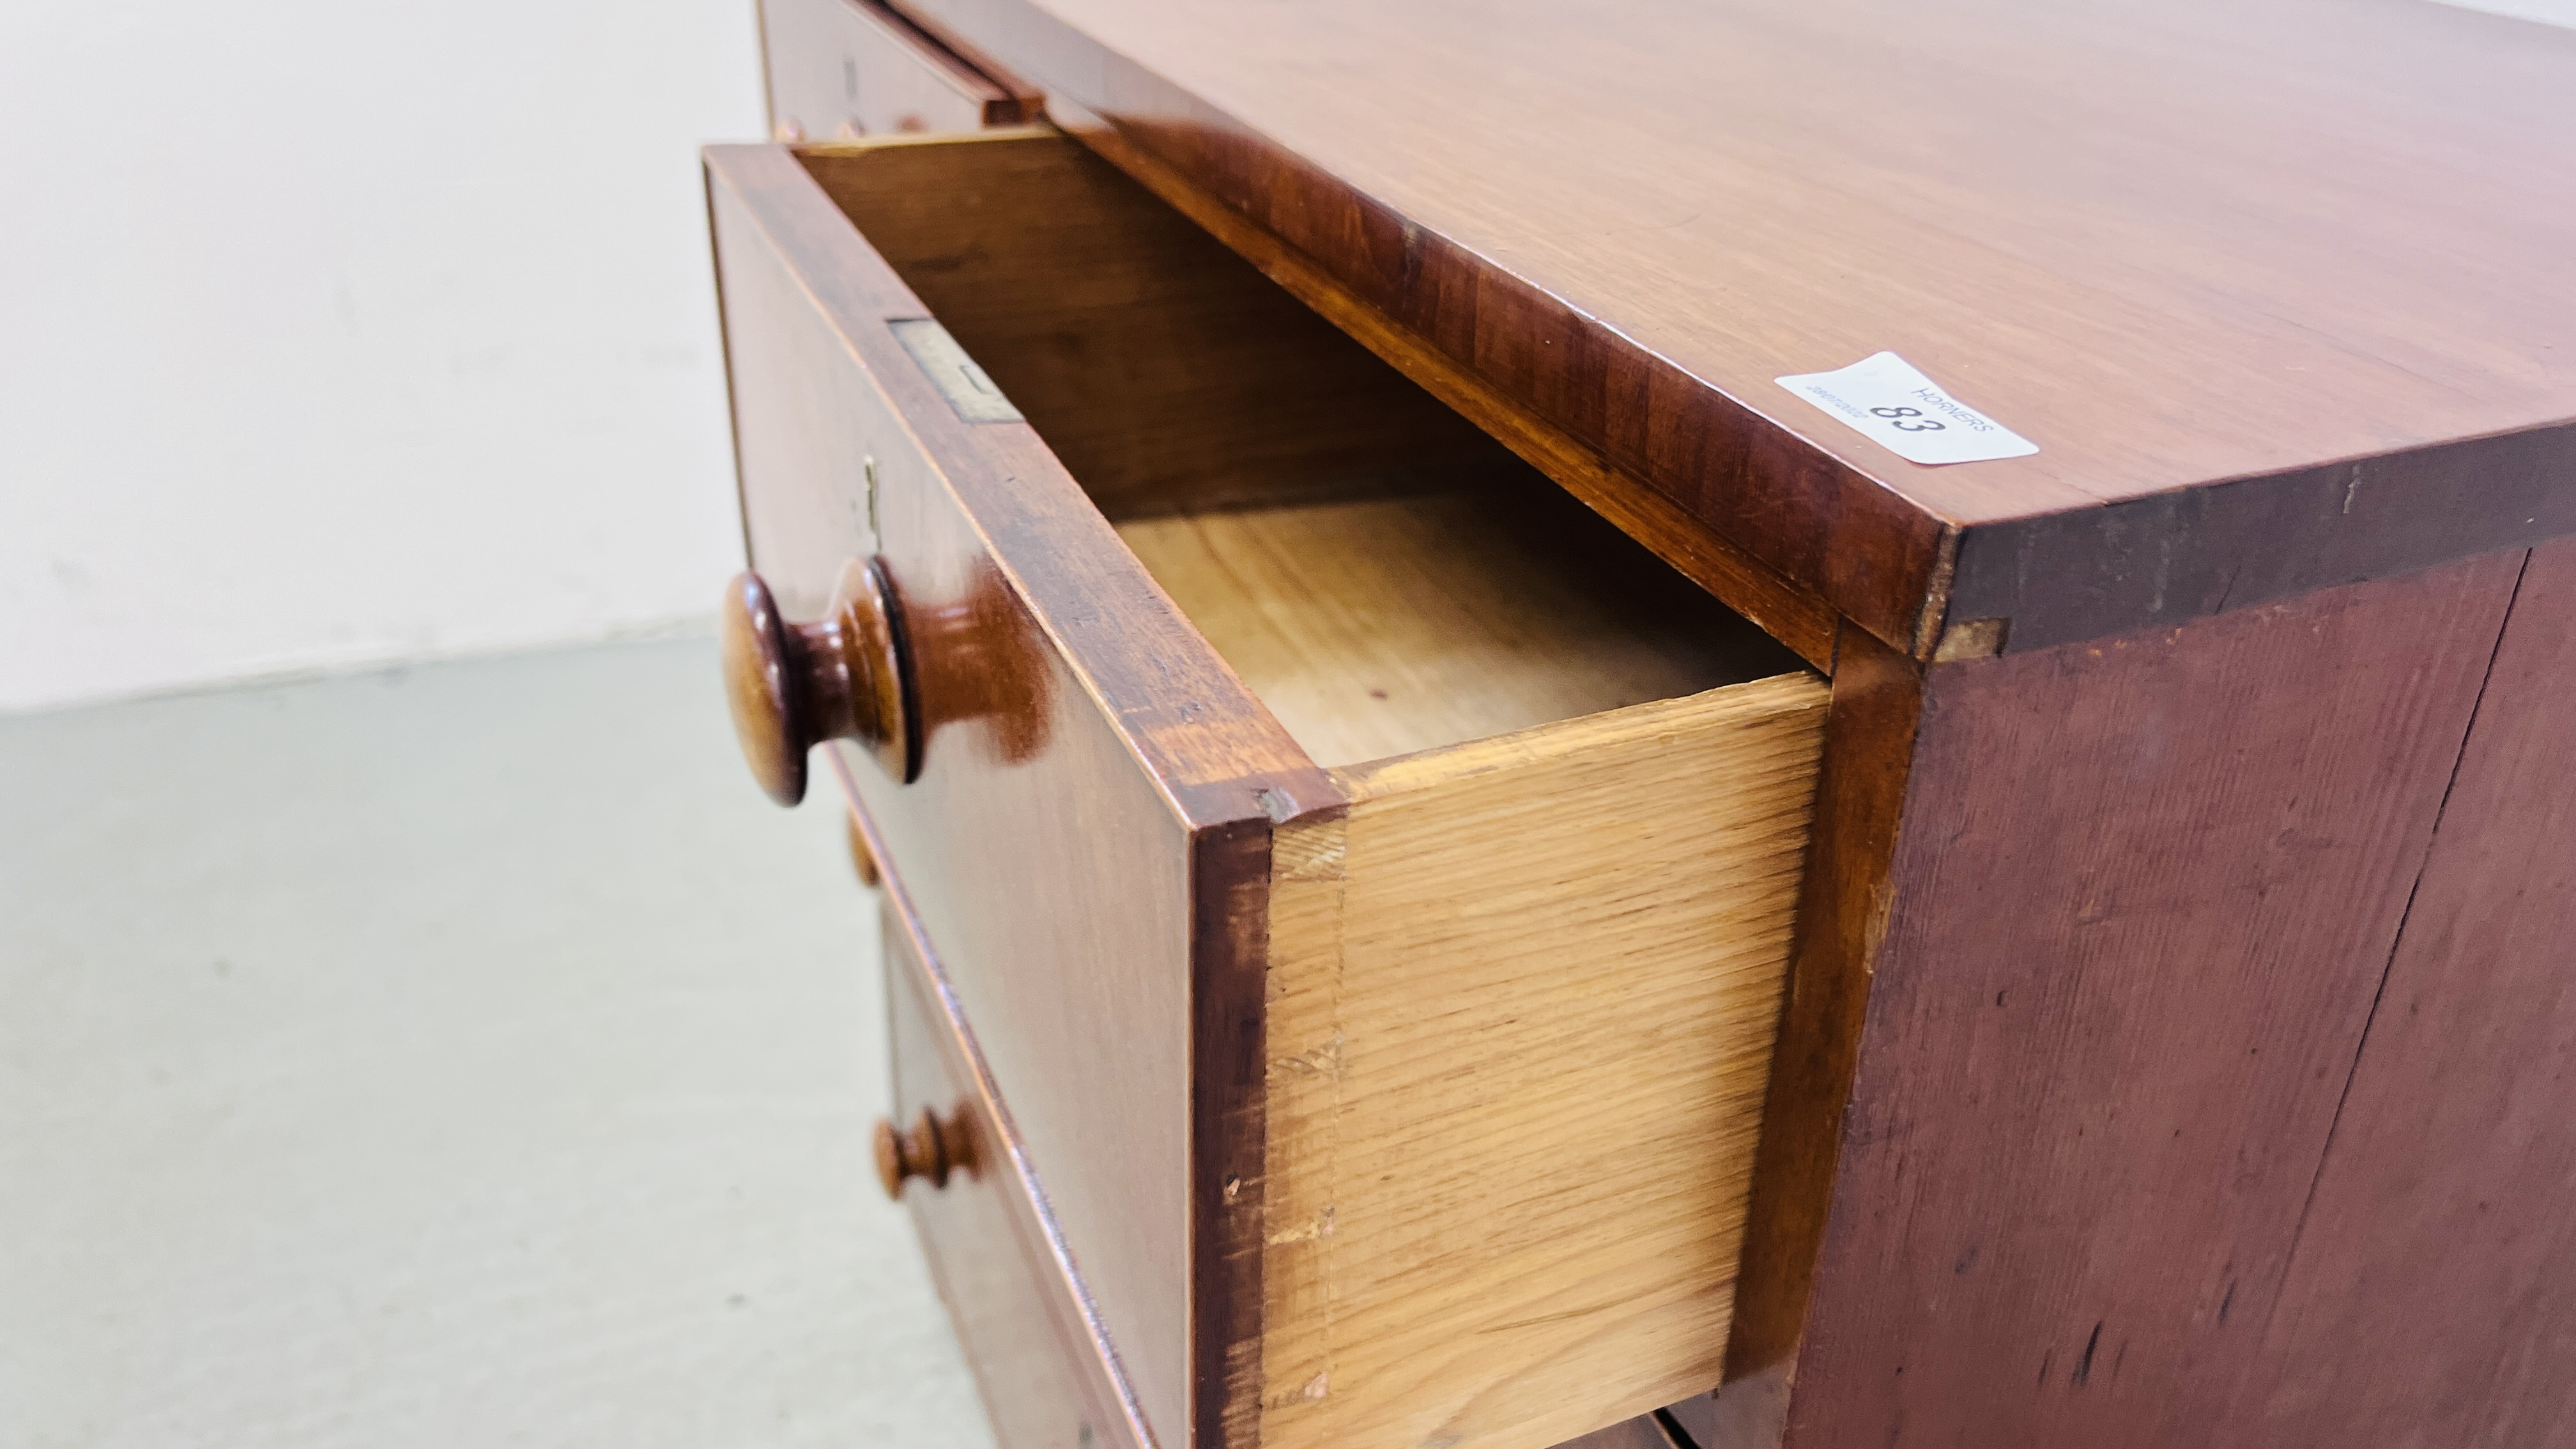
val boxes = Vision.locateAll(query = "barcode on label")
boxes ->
[1774,351,2037,465]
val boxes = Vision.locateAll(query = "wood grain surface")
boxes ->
[710,141,1326,1444]
[2217,538,2576,1447]
[1046,122,1842,672]
[720,24,2576,1442]
[896,0,2576,656]
[1779,550,2528,1449]
[1116,489,1793,767]
[884,880,1149,1449]
[1262,678,1827,1449]
[1721,624,1924,1386]
[799,131,1516,523]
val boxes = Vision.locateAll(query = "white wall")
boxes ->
[0,2,766,713]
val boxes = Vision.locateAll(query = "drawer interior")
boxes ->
[1116,489,1791,765]
[798,135,1798,767]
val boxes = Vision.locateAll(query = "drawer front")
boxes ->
[758,0,1030,142]
[884,878,1146,1449]
[709,137,1330,1446]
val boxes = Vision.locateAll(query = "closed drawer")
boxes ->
[882,873,1146,1449]
[757,0,1032,142]
[882,829,1713,1449]
[707,132,1828,1449]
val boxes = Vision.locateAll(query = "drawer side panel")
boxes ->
[1263,675,1830,1449]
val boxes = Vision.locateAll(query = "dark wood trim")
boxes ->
[1949,424,2576,655]
[1724,622,1925,1379]
[1191,814,1277,1449]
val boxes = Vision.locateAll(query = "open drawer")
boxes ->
[707,131,1828,1449]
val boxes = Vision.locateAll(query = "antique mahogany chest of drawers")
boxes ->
[709,3,2576,1448]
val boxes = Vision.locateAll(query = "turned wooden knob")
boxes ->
[719,560,916,804]
[875,1107,974,1198]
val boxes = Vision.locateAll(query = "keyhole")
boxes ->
[863,456,880,550]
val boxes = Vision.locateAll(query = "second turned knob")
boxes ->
[875,1107,974,1198]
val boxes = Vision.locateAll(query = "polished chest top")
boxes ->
[900,0,2576,652]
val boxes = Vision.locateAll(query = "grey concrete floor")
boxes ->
[0,637,996,1448]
